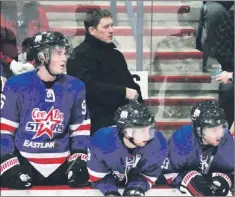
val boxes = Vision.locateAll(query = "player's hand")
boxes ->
[104,191,121,196]
[215,71,233,84]
[210,173,232,196]
[126,88,139,101]
[1,153,32,189]
[122,187,145,196]
[66,151,89,187]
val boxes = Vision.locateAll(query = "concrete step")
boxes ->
[49,19,195,28]
[42,3,190,13]
[147,74,218,92]
[122,48,202,60]
[56,26,195,49]
[51,26,195,36]
[39,1,189,6]
[156,119,190,130]
[46,12,192,25]
[144,96,216,119]
[132,59,202,74]
[115,49,203,73]
[155,119,191,139]
[144,96,215,106]
[148,74,211,83]
[68,33,196,52]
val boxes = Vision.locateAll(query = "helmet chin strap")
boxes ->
[128,137,139,147]
[43,54,57,78]
[45,62,57,77]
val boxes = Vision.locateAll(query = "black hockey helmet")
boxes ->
[114,100,154,128]
[30,31,73,73]
[191,100,227,137]
[21,37,35,62]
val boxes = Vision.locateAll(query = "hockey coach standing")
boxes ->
[67,9,143,135]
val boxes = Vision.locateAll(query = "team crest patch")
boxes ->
[45,89,55,102]
[25,107,64,139]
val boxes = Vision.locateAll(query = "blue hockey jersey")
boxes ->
[0,71,90,177]
[87,126,168,195]
[163,124,234,187]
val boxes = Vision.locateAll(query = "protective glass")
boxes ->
[202,123,228,137]
[125,125,155,142]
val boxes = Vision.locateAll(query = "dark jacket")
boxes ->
[67,33,142,133]
[203,1,234,10]
[214,10,234,72]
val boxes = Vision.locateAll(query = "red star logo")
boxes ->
[32,107,62,139]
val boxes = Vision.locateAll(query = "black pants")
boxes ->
[91,115,116,135]
[197,2,228,70]
[218,82,234,128]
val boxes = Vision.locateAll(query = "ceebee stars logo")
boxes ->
[26,107,64,139]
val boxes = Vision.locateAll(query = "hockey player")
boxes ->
[0,31,90,188]
[163,100,234,196]
[0,36,36,76]
[87,101,168,196]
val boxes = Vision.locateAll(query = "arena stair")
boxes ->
[38,1,218,139]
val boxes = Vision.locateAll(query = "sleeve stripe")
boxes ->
[87,167,108,182]
[0,118,19,128]
[70,130,90,137]
[69,119,91,130]
[76,124,90,131]
[0,130,14,135]
[0,124,17,133]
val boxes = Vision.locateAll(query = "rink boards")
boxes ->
[1,186,233,196]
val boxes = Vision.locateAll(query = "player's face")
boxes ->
[89,17,114,43]
[49,46,68,75]
[126,125,154,147]
[202,125,225,146]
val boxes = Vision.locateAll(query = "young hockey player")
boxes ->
[87,101,168,196]
[164,100,234,196]
[0,31,90,188]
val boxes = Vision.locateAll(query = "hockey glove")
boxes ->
[122,187,145,196]
[0,153,32,189]
[104,191,121,196]
[180,171,213,196]
[210,173,232,196]
[66,151,89,187]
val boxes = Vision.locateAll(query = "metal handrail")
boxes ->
[110,0,144,71]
